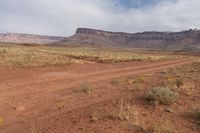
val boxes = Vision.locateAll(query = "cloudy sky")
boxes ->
[0,0,199,36]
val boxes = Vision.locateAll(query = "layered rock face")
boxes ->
[1,28,200,52]
[0,33,64,44]
[56,28,200,52]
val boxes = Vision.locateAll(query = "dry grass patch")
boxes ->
[90,113,104,122]
[175,78,184,88]
[80,83,94,94]
[147,123,174,133]
[0,116,3,125]
[196,110,200,120]
[46,47,186,62]
[110,79,120,85]
[0,46,72,67]
[180,81,195,96]
[109,101,138,123]
[192,108,200,121]
[0,45,191,68]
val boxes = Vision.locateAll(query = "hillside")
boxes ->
[0,33,64,44]
[55,28,200,52]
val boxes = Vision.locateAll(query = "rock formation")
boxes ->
[0,33,64,44]
[55,28,200,52]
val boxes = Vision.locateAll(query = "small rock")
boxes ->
[16,106,26,111]
[164,109,174,113]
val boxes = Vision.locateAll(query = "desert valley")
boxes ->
[0,28,200,133]
[1,0,200,133]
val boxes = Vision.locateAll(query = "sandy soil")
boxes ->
[0,58,197,133]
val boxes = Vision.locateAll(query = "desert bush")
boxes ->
[146,87,178,105]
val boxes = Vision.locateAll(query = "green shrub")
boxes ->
[146,87,178,105]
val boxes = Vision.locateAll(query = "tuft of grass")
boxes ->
[110,79,120,85]
[80,83,94,94]
[109,101,137,122]
[0,116,3,125]
[180,81,195,96]
[148,125,174,133]
[161,69,168,74]
[193,109,200,120]
[90,113,102,122]
[132,75,147,84]
[175,79,184,88]
[146,87,178,105]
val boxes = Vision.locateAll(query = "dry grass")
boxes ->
[161,62,199,96]
[90,113,103,122]
[43,46,187,63]
[109,101,138,122]
[147,123,174,133]
[194,109,200,120]
[110,79,120,85]
[0,45,191,68]
[0,116,3,125]
[190,105,200,120]
[0,46,73,68]
[179,81,195,96]
[80,83,94,94]
[133,75,147,83]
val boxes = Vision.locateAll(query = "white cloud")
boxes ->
[0,0,200,36]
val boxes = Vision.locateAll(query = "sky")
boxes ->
[0,0,200,36]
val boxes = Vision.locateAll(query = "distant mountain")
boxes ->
[0,33,64,44]
[55,28,200,52]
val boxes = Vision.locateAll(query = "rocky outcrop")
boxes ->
[2,28,200,52]
[75,28,200,41]
[0,33,64,44]
[55,28,200,52]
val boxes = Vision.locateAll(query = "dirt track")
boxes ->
[0,58,195,133]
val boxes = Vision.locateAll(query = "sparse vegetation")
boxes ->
[193,108,200,120]
[0,116,3,125]
[0,45,188,68]
[147,124,174,133]
[110,79,120,85]
[90,113,103,122]
[136,76,146,83]
[175,78,184,88]
[80,83,94,94]
[109,101,137,122]
[0,46,73,67]
[146,87,178,105]
[161,69,167,74]
[55,99,65,109]
[0,44,200,132]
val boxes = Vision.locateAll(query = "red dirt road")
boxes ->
[0,58,195,133]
